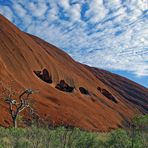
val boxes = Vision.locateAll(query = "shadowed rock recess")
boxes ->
[55,80,74,92]
[79,87,89,95]
[34,69,52,83]
[0,15,148,132]
[97,87,118,103]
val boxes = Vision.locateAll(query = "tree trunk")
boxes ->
[131,124,135,148]
[12,116,17,128]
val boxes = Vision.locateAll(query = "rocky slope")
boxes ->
[0,15,147,131]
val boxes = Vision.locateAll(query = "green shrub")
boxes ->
[14,137,33,148]
[0,137,13,148]
[0,115,147,148]
[106,129,131,148]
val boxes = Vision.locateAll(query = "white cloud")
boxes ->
[46,3,59,21]
[69,4,81,21]
[0,0,148,77]
[85,0,108,22]
[12,3,26,17]
[0,6,13,21]
[58,0,70,9]
[27,2,48,17]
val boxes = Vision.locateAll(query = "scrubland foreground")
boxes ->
[0,115,147,148]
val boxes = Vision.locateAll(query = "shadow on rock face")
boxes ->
[79,87,89,95]
[34,69,52,83]
[97,87,118,103]
[55,80,74,92]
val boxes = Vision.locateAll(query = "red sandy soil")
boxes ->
[0,15,147,131]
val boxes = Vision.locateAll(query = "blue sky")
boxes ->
[0,0,148,87]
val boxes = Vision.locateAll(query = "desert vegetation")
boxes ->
[4,89,35,128]
[0,114,147,148]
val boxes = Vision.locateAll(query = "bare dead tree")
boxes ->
[4,89,35,128]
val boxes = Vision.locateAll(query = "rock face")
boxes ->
[87,66,148,113]
[0,15,148,132]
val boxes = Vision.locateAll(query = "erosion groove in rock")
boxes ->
[97,87,118,103]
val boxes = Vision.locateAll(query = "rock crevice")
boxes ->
[97,87,117,103]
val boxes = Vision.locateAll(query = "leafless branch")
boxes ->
[3,87,36,128]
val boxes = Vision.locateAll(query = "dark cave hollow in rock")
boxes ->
[79,87,89,95]
[55,80,74,92]
[34,69,52,84]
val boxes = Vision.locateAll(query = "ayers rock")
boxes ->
[0,15,147,131]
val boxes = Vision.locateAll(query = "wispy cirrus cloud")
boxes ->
[0,0,148,76]
[0,5,13,21]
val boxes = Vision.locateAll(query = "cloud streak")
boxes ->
[0,0,148,76]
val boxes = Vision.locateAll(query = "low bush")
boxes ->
[0,127,100,148]
[0,114,147,148]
